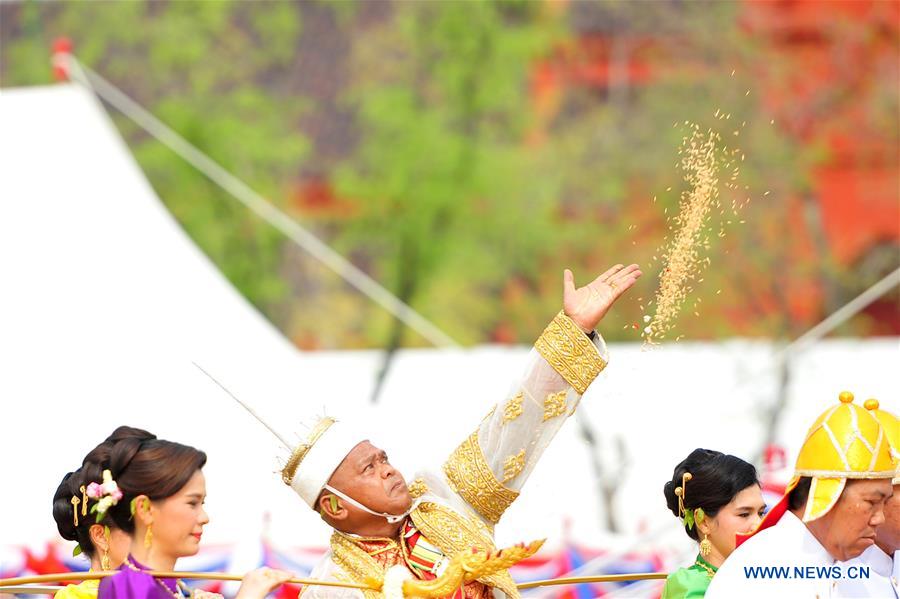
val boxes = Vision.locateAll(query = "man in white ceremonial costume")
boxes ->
[837,399,900,599]
[279,263,642,599]
[705,391,896,599]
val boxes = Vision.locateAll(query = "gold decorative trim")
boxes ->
[411,502,521,598]
[794,469,895,479]
[542,390,568,421]
[693,558,716,579]
[281,417,336,486]
[503,392,524,424]
[443,431,519,525]
[502,450,526,483]
[329,532,384,599]
[408,478,428,499]
[534,311,607,395]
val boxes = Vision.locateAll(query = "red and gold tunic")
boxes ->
[330,519,492,599]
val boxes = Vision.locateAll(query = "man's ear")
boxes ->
[318,494,346,520]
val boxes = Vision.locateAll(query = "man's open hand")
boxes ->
[563,264,642,333]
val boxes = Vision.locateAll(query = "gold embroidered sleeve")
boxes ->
[502,450,526,483]
[502,391,524,424]
[534,311,607,395]
[443,431,519,525]
[542,390,568,421]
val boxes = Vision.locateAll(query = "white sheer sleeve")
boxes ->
[441,311,608,527]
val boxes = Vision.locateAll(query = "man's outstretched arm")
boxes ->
[442,264,641,527]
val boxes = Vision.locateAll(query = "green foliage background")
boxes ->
[2,0,896,348]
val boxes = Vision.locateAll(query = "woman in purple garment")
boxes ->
[95,426,291,599]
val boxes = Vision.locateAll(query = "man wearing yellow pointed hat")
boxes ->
[837,399,900,598]
[281,264,641,599]
[706,391,896,599]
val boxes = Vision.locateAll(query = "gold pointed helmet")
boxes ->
[863,398,900,485]
[792,391,895,521]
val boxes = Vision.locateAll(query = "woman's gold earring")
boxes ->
[144,524,153,550]
[101,549,111,571]
[700,533,712,557]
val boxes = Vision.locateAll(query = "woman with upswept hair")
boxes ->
[661,448,766,599]
[63,425,293,599]
[51,427,144,598]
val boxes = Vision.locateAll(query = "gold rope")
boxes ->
[1,569,670,591]
[0,571,374,590]
[517,572,669,589]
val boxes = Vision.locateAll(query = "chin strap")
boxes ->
[323,484,420,524]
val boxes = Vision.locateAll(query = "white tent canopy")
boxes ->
[1,84,898,572]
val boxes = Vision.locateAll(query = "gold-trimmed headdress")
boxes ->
[281,417,337,485]
[863,398,900,485]
[280,416,367,508]
[738,391,895,547]
[790,391,894,521]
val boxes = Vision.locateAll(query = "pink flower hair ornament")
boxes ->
[85,469,124,523]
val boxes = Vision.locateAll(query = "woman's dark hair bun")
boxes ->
[663,448,759,541]
[52,470,81,542]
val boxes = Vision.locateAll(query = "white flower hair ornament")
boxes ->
[85,469,124,523]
